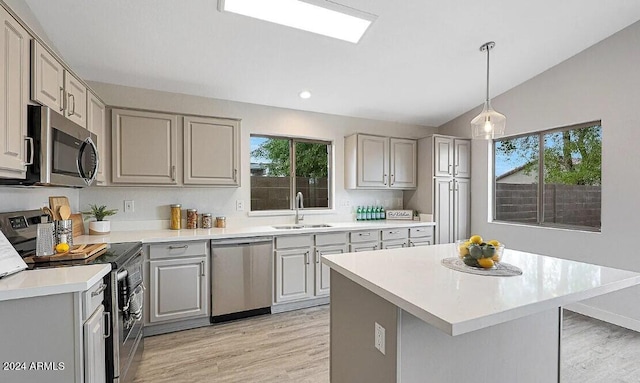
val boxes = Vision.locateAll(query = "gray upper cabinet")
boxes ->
[112,108,178,184]
[0,8,31,179]
[31,40,64,113]
[183,116,240,186]
[87,91,106,184]
[389,138,417,189]
[433,136,471,178]
[32,40,87,128]
[64,71,87,128]
[345,133,417,190]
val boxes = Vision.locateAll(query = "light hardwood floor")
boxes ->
[134,307,639,383]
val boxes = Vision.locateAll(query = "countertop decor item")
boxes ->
[170,204,182,230]
[470,41,506,139]
[82,204,118,235]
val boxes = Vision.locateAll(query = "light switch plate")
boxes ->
[124,200,134,213]
[236,200,244,211]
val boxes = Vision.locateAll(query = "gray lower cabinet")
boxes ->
[83,304,106,383]
[0,279,106,383]
[148,241,209,324]
[274,235,314,303]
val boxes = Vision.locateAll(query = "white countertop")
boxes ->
[0,264,111,302]
[322,244,640,336]
[75,220,435,244]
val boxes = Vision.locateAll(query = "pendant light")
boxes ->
[470,41,506,139]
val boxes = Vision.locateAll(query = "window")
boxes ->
[250,135,332,211]
[494,121,602,230]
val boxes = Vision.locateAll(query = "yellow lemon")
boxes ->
[55,243,70,253]
[458,245,469,257]
[492,253,501,262]
[478,258,494,269]
[469,235,483,244]
[487,239,500,247]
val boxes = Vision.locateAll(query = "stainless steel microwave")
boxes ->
[0,106,99,187]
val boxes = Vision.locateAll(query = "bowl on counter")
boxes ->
[455,239,505,265]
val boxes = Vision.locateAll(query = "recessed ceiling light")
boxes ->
[219,0,376,44]
[299,90,312,99]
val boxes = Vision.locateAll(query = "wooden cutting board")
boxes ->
[71,213,85,237]
[26,243,107,263]
[49,196,70,221]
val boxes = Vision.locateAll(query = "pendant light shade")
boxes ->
[471,41,506,139]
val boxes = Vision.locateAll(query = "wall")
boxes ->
[0,187,79,212]
[79,82,437,229]
[438,20,640,329]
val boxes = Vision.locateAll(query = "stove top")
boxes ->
[0,209,141,270]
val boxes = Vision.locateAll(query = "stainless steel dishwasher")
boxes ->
[210,237,273,322]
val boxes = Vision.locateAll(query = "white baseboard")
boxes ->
[271,297,330,313]
[565,302,640,332]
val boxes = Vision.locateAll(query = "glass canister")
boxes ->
[187,209,198,229]
[201,213,213,229]
[170,204,182,230]
[215,216,226,228]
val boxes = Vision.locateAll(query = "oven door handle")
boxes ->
[103,311,111,339]
[92,283,107,297]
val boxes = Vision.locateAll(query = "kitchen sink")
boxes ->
[272,224,332,230]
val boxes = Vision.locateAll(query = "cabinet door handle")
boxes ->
[200,260,205,276]
[455,180,459,191]
[390,174,395,185]
[59,87,65,111]
[233,168,238,182]
[454,164,459,176]
[448,164,452,175]
[68,93,75,116]
[383,174,387,185]
[305,251,310,265]
[171,165,176,181]
[92,283,107,296]
[168,245,188,250]
[315,250,320,263]
[103,311,111,339]
[448,180,453,191]
[24,136,34,165]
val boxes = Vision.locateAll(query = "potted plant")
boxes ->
[82,204,118,235]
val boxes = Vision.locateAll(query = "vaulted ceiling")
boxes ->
[23,0,640,126]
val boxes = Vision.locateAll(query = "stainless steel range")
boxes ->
[0,209,144,383]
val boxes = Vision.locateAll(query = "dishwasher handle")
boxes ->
[210,237,273,247]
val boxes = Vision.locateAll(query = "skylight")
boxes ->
[219,0,375,43]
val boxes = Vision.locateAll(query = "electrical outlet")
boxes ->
[236,200,244,211]
[375,322,386,355]
[124,200,134,213]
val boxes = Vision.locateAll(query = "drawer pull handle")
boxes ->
[168,245,189,250]
[373,245,378,250]
[388,231,400,234]
[359,233,371,236]
[92,283,107,297]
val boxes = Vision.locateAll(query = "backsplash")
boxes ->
[0,187,79,213]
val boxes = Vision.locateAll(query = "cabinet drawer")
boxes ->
[410,226,433,238]
[149,241,208,260]
[315,232,347,247]
[349,242,379,252]
[83,279,107,321]
[409,238,432,247]
[275,235,313,249]
[381,228,408,241]
[381,239,408,250]
[350,230,380,243]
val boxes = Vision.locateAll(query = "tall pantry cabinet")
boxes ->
[431,136,471,244]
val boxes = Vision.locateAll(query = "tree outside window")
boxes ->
[494,122,602,230]
[250,135,331,211]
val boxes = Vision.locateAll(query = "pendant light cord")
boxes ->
[485,46,490,103]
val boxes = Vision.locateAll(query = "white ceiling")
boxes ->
[22,0,640,127]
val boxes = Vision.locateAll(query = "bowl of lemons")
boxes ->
[456,235,504,269]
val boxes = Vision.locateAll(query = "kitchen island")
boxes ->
[322,244,640,383]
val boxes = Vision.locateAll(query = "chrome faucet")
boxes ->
[295,192,304,224]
